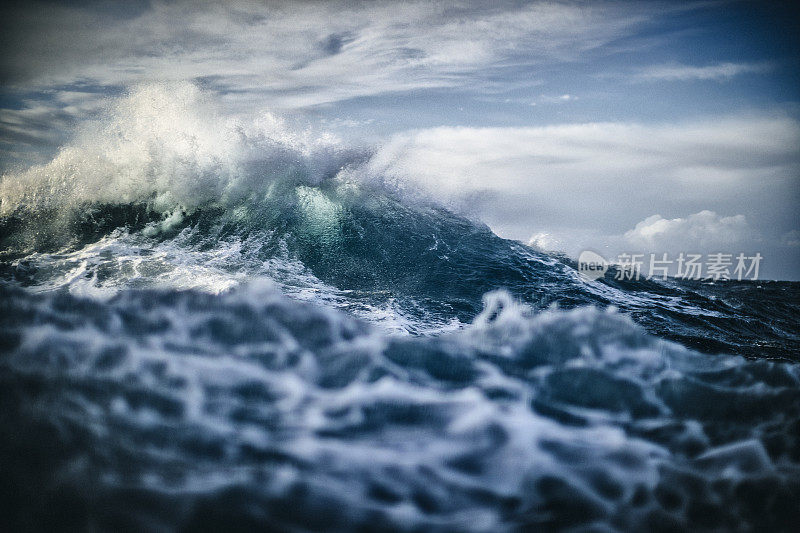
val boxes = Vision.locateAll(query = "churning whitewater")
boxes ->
[1,84,799,531]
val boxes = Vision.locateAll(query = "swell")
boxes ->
[1,82,798,359]
[2,182,799,360]
[1,82,799,533]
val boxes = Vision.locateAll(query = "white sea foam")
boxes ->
[2,283,797,530]
[0,82,353,216]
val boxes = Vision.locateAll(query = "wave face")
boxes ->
[1,84,799,531]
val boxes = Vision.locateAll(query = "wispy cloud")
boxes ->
[362,115,800,277]
[0,1,662,106]
[536,94,577,104]
[0,0,687,163]
[634,61,771,82]
[0,89,111,168]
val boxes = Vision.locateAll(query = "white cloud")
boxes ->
[634,62,770,82]
[361,116,800,278]
[366,117,799,227]
[623,211,754,251]
[536,94,577,104]
[0,0,686,163]
[530,210,758,257]
[0,1,662,106]
[0,94,106,145]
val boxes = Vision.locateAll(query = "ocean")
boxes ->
[1,85,798,531]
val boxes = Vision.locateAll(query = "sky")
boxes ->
[1,0,798,279]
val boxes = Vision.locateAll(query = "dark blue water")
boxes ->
[1,93,799,531]
[1,179,799,532]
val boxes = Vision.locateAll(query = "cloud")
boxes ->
[634,62,771,82]
[623,211,754,251]
[366,116,799,229]
[0,0,691,162]
[0,89,112,169]
[0,1,663,103]
[529,210,763,272]
[536,94,577,104]
[0,1,795,276]
[362,116,800,278]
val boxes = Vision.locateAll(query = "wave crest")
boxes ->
[0,82,361,236]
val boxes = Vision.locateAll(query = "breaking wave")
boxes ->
[1,83,799,531]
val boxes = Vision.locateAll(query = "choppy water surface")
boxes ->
[1,85,798,531]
